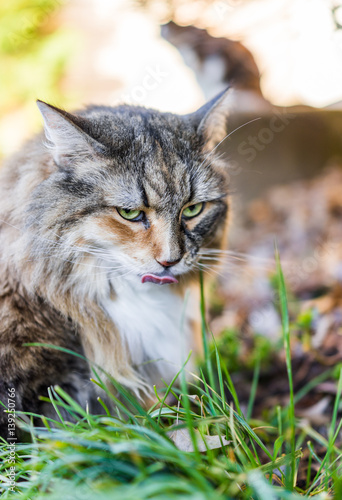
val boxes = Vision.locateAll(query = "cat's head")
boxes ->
[34,89,232,287]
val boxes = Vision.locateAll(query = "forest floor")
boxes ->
[207,164,342,490]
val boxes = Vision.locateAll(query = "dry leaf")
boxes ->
[168,427,231,452]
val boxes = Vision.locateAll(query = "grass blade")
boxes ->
[275,246,296,490]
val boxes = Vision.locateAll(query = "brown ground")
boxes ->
[208,165,342,481]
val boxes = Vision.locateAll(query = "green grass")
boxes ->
[0,0,76,112]
[0,256,341,499]
[0,0,79,158]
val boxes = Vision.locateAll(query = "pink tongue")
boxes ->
[141,274,178,285]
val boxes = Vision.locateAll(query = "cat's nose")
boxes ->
[157,258,181,268]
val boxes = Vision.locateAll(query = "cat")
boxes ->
[0,87,231,438]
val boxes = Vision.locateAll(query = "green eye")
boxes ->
[182,202,204,219]
[117,208,143,221]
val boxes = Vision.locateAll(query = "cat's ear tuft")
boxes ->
[37,100,106,168]
[190,87,233,151]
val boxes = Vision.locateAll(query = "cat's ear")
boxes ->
[37,100,107,168]
[190,87,232,151]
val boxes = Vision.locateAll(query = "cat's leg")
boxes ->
[0,291,95,440]
[0,344,95,439]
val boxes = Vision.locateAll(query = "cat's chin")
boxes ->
[141,272,178,285]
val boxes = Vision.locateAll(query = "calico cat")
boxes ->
[0,88,231,438]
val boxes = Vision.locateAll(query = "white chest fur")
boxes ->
[102,278,194,386]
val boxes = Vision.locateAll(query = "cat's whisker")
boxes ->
[198,255,229,262]
[63,260,134,278]
[63,269,124,281]
[0,214,120,265]
[202,151,227,171]
[194,266,223,280]
[193,262,226,279]
[0,217,26,234]
[198,117,262,170]
[27,254,117,270]
[200,247,277,261]
[195,257,276,280]
[199,248,278,266]
[199,256,275,272]
[198,252,252,263]
[22,235,126,268]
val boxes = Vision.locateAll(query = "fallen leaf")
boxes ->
[168,427,231,452]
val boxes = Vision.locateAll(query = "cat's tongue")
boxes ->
[141,271,178,285]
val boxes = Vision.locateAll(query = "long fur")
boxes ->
[0,92,231,437]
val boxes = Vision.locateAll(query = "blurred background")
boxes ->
[2,1,342,203]
[2,0,342,155]
[1,0,342,301]
[1,0,342,426]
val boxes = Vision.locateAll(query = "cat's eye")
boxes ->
[117,208,144,221]
[182,202,204,219]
